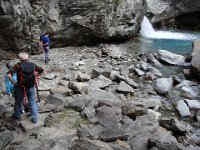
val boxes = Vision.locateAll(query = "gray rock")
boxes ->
[68,81,88,94]
[89,75,112,89]
[122,101,148,119]
[120,67,129,77]
[45,94,66,110]
[82,106,97,124]
[128,114,159,150]
[148,127,183,150]
[185,99,200,109]
[77,125,104,140]
[77,72,91,82]
[176,100,191,117]
[100,125,129,142]
[72,138,113,150]
[146,0,200,24]
[152,78,173,95]
[147,66,163,77]
[0,131,14,150]
[96,105,122,127]
[134,68,145,76]
[159,117,193,133]
[0,105,6,118]
[88,87,117,102]
[191,40,200,77]
[158,50,186,66]
[117,81,135,94]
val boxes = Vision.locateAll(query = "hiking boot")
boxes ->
[47,58,51,61]
[45,60,48,64]
[12,114,20,121]
[31,118,37,123]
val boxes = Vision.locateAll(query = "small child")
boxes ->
[5,62,17,96]
[5,62,25,114]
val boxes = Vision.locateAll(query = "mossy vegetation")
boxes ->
[73,117,87,128]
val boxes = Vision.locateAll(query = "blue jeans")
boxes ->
[43,46,49,62]
[14,86,38,123]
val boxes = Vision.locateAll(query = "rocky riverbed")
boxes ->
[0,42,200,150]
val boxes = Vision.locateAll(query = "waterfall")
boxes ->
[140,16,199,40]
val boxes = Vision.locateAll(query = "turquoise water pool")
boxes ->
[128,36,194,56]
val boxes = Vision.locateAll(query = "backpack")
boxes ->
[40,35,45,42]
[18,62,36,88]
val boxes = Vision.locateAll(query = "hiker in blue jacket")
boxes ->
[5,62,17,96]
[40,32,51,63]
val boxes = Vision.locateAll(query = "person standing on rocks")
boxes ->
[7,52,44,123]
[40,32,51,63]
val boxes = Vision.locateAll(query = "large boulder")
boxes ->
[146,0,200,23]
[191,40,200,77]
[146,0,200,30]
[47,0,146,47]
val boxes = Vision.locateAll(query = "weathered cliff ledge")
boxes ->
[0,0,146,53]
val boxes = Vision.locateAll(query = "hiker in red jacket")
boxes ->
[7,52,44,123]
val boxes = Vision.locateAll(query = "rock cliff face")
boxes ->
[146,0,200,29]
[0,0,146,53]
[1,0,200,55]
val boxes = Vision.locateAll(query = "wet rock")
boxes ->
[158,50,186,66]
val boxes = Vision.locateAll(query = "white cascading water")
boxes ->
[140,16,199,40]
